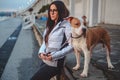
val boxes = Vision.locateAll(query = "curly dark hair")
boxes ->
[45,1,69,44]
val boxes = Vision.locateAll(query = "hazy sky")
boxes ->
[0,0,35,11]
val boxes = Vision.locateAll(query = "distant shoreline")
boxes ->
[0,12,13,17]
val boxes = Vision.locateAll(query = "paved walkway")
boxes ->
[0,17,41,80]
[0,18,21,47]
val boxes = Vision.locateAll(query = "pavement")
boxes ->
[0,17,41,80]
[0,18,21,47]
[0,17,120,80]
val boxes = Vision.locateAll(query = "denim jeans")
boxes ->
[31,58,65,80]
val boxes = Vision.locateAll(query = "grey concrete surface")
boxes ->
[0,18,22,47]
[0,18,41,80]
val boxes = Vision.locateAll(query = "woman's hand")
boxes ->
[45,54,52,61]
[38,53,52,61]
[38,53,46,60]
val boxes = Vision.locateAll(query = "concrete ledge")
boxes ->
[32,25,43,46]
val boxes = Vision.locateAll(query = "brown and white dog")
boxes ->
[66,16,114,77]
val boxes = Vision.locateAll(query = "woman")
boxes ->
[31,1,73,80]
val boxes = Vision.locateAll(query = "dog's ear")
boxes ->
[64,17,73,22]
[82,16,87,26]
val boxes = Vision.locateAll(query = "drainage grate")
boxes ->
[0,23,22,77]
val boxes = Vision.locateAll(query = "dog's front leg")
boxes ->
[80,48,91,77]
[73,49,81,70]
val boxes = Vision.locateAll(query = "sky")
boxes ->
[0,0,35,12]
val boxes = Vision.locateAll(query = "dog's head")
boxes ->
[65,16,87,37]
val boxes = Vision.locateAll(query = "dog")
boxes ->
[66,16,114,77]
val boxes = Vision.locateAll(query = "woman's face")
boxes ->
[49,4,59,22]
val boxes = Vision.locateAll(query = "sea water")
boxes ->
[0,12,13,22]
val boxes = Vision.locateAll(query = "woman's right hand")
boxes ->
[38,53,46,60]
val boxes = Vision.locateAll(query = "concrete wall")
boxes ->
[71,0,120,25]
[74,0,83,17]
[105,0,120,25]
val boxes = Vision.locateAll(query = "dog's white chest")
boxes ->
[72,37,86,50]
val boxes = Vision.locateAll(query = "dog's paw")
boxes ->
[72,66,80,70]
[80,73,88,78]
[108,64,114,69]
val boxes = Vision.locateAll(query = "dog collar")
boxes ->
[71,33,83,39]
